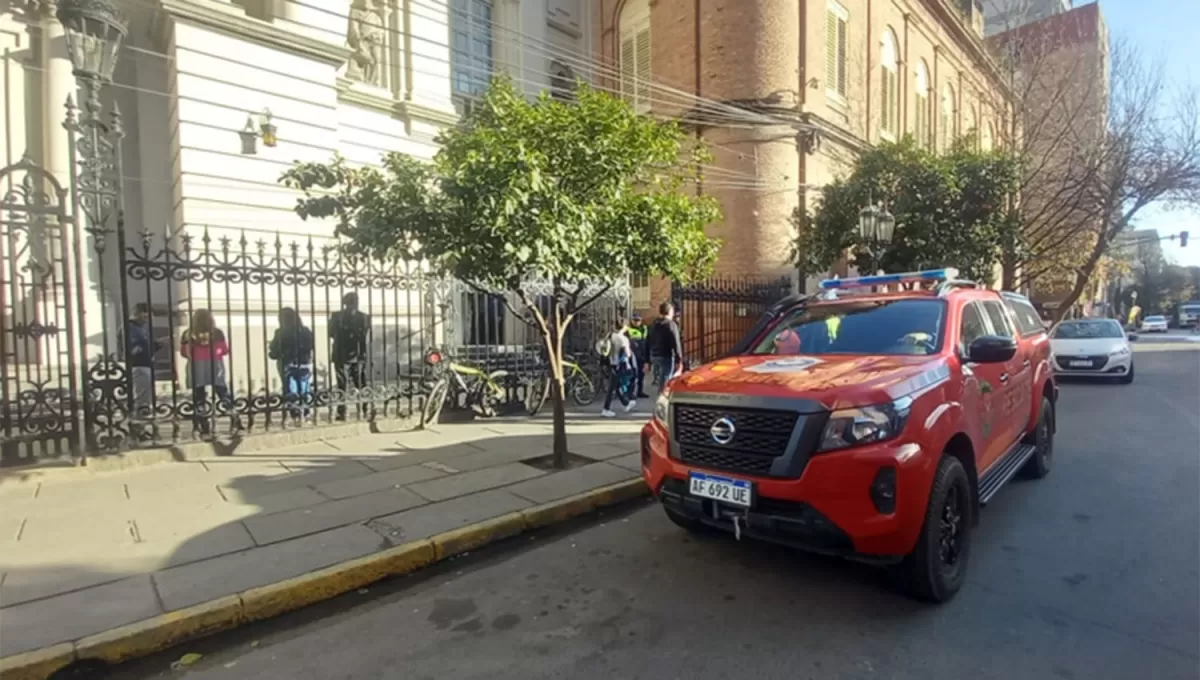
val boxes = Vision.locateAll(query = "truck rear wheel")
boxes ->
[894,455,972,603]
[1021,396,1054,479]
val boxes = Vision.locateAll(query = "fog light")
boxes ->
[870,467,897,514]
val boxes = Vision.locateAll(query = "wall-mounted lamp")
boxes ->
[258,108,277,147]
[238,109,278,155]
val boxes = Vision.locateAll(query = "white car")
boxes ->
[1140,315,1168,333]
[1050,318,1134,384]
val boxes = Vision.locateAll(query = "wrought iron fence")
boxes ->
[674,275,794,366]
[1,218,629,464]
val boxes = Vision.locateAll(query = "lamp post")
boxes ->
[56,0,128,450]
[856,195,896,274]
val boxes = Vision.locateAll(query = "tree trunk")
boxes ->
[547,299,570,468]
[1051,244,1107,324]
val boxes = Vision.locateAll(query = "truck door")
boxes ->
[958,301,1011,472]
[981,299,1030,460]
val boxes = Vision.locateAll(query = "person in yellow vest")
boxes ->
[625,313,650,398]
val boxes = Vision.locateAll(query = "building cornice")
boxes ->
[335,77,460,131]
[915,0,1013,100]
[159,0,351,67]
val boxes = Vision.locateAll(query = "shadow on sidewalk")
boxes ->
[0,417,645,675]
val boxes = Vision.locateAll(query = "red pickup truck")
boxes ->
[640,269,1057,602]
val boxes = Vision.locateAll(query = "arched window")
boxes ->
[982,120,995,150]
[939,84,956,150]
[619,0,651,114]
[964,103,978,149]
[914,60,931,149]
[880,29,899,138]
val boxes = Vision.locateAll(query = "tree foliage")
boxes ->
[792,138,1020,283]
[279,78,720,465]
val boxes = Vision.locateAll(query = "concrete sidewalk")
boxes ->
[0,413,647,669]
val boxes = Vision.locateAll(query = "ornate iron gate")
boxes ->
[0,156,84,465]
[674,275,793,366]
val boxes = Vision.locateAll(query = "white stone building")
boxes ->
[2,0,597,397]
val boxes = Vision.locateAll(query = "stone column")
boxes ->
[41,3,73,190]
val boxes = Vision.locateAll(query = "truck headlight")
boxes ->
[653,388,670,424]
[818,396,912,453]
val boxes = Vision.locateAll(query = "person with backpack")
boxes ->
[329,292,371,420]
[601,318,638,418]
[646,301,684,387]
[269,307,315,422]
[180,308,242,435]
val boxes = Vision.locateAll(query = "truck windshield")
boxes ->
[1053,320,1123,339]
[751,298,946,357]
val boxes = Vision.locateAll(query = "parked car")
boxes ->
[1050,318,1134,383]
[1140,315,1168,333]
[641,269,1056,603]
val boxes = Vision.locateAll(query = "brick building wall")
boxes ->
[596,0,1012,315]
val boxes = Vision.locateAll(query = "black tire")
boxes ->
[894,455,972,603]
[420,379,449,427]
[1020,396,1054,479]
[571,375,597,406]
[472,382,498,418]
[1119,364,1134,384]
[524,376,549,416]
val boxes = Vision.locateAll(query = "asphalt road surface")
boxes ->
[109,348,1200,680]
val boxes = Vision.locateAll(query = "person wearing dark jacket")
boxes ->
[646,301,684,386]
[329,293,371,420]
[269,307,315,421]
[624,313,650,398]
[125,303,160,422]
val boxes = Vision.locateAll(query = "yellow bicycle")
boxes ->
[419,349,510,426]
[524,354,598,416]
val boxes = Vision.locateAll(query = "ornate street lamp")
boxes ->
[57,0,130,451]
[856,195,896,274]
[56,0,127,84]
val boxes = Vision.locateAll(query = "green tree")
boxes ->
[792,138,1020,283]
[280,78,720,467]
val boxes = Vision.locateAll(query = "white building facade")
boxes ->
[1,0,607,460]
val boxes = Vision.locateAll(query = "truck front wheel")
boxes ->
[894,455,973,603]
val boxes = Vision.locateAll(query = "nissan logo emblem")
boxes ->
[709,417,736,445]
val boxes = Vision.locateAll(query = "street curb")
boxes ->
[0,477,650,679]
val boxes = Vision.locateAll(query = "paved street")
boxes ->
[0,411,646,662]
[103,346,1200,680]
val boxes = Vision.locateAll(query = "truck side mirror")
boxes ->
[967,335,1018,363]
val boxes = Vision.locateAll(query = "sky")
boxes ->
[1095,0,1200,267]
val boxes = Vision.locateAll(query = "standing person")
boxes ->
[269,307,315,423]
[180,309,240,435]
[125,303,159,422]
[647,301,684,387]
[624,313,650,399]
[329,292,371,420]
[601,319,637,418]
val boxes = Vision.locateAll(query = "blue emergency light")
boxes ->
[818,268,960,290]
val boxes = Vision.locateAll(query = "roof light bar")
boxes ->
[818,268,959,291]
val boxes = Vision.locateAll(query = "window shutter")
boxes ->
[620,34,636,103]
[825,11,838,93]
[635,27,651,112]
[836,19,847,95]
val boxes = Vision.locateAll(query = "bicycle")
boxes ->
[419,349,510,426]
[523,354,598,416]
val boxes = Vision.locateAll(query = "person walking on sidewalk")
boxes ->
[625,312,650,398]
[269,307,315,423]
[601,319,638,418]
[647,301,684,387]
[329,292,371,421]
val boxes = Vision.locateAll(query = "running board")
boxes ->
[978,443,1037,506]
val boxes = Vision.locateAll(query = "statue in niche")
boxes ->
[346,0,387,87]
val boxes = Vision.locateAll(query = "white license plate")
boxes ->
[688,472,752,508]
[1068,360,1092,367]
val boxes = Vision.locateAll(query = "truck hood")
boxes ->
[669,354,947,411]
